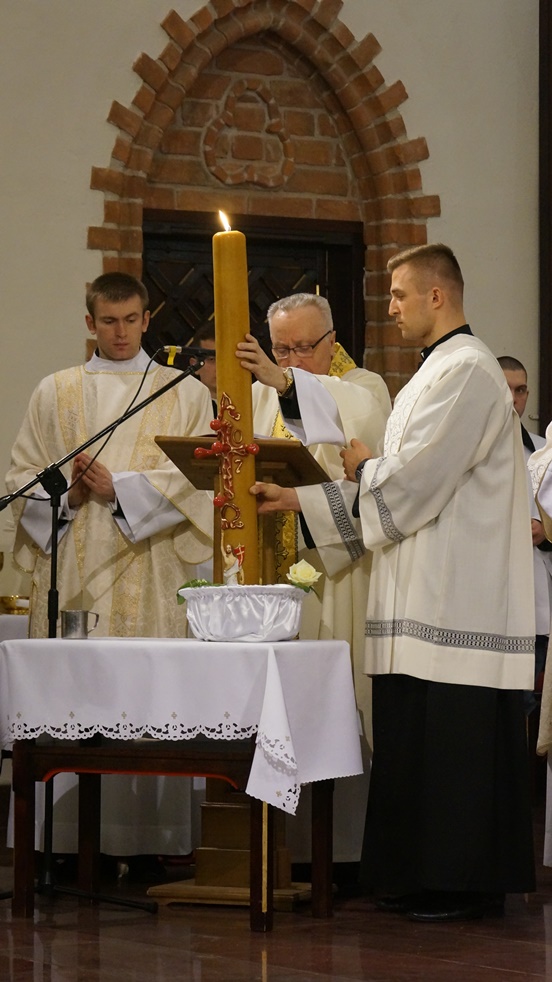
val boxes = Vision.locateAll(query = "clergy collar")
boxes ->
[85,348,154,373]
[420,325,473,362]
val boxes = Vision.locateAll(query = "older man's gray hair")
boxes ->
[266,293,333,331]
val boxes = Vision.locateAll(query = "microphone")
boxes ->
[162,344,205,369]
[162,344,183,367]
[162,346,215,357]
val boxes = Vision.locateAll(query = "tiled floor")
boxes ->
[1,794,552,980]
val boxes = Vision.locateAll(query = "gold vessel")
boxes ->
[0,596,30,615]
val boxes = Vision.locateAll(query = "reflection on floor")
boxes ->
[1,783,552,981]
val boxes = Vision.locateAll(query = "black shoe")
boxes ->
[407,891,505,923]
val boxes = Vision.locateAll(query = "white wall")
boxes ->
[344,0,539,389]
[0,0,539,590]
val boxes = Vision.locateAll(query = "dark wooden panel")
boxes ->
[141,211,364,372]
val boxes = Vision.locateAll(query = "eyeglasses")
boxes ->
[271,329,332,360]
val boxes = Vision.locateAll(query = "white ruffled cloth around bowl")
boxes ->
[177,584,305,642]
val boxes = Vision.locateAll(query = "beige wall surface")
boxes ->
[0,0,539,590]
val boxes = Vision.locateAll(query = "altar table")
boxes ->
[0,637,362,929]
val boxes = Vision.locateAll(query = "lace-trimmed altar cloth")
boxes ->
[0,637,363,814]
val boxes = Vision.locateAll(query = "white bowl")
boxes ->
[177,584,305,642]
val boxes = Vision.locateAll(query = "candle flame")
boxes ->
[219,210,231,232]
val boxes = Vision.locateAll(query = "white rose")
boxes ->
[286,560,322,591]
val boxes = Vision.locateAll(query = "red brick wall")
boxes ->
[88,0,440,396]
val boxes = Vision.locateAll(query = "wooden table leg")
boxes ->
[12,740,36,916]
[311,779,334,918]
[78,772,101,897]
[249,798,273,932]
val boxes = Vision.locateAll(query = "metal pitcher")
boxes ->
[60,609,99,639]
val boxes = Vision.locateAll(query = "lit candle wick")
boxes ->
[219,210,231,232]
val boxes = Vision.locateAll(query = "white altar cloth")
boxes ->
[0,637,362,814]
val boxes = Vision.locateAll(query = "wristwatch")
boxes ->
[279,367,294,397]
[355,458,370,483]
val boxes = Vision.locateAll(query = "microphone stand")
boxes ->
[0,360,204,913]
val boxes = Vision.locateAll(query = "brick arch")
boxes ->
[88,0,440,393]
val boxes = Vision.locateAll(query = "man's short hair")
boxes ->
[86,273,149,317]
[267,293,333,332]
[387,243,464,296]
[497,355,527,377]
[190,322,216,346]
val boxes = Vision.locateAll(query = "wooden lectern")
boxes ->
[156,435,329,584]
[150,434,330,912]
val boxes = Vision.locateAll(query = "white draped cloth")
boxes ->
[530,423,552,552]
[524,431,552,636]
[0,638,363,831]
[527,426,552,865]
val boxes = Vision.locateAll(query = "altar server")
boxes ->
[251,245,536,921]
